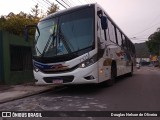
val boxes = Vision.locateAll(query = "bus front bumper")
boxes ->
[34,63,98,85]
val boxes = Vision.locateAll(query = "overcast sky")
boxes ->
[1,0,160,43]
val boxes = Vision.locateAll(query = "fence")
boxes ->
[10,45,32,71]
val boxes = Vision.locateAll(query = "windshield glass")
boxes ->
[34,7,94,58]
[34,19,58,56]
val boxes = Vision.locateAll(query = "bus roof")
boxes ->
[40,4,95,22]
[40,3,133,45]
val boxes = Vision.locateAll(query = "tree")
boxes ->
[146,28,160,55]
[135,43,150,58]
[0,11,39,36]
[0,2,59,36]
[31,4,40,18]
[47,3,59,15]
[0,15,6,29]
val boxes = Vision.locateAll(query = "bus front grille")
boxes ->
[43,76,74,83]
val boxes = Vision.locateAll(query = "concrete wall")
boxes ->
[0,30,34,85]
[0,31,4,84]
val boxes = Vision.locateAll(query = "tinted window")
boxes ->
[35,7,94,57]
[59,8,94,52]
[97,14,106,40]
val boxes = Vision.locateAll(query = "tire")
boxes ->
[107,64,116,86]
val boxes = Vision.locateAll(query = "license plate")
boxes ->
[52,79,63,84]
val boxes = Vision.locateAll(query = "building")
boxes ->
[0,30,33,85]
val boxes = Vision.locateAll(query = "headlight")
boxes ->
[79,57,96,68]
[33,66,39,72]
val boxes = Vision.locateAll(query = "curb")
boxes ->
[0,85,55,104]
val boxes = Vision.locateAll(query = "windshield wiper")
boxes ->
[42,33,56,57]
[40,25,74,57]
[58,29,73,53]
[34,32,43,56]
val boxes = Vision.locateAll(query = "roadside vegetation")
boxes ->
[146,28,160,56]
[0,3,59,36]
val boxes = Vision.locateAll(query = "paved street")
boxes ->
[0,66,160,120]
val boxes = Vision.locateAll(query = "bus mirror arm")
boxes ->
[24,25,40,42]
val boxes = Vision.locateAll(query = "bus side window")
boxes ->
[108,20,116,43]
[97,9,106,41]
[122,34,126,48]
[103,14,110,41]
[123,38,128,50]
[129,41,133,55]
[97,10,106,58]
[116,28,122,46]
[126,39,130,50]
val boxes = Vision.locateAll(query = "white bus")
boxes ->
[25,3,135,86]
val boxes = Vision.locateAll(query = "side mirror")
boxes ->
[101,16,108,30]
[24,25,40,42]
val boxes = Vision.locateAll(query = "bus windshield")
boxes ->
[34,7,94,58]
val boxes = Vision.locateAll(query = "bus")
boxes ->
[25,3,136,86]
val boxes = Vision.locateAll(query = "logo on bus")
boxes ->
[50,64,69,71]
[116,51,125,57]
[33,61,69,72]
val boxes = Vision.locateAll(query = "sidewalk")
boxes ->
[0,83,56,104]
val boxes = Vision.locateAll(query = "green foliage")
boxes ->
[135,42,150,58]
[31,4,40,18]
[0,3,59,36]
[47,3,59,15]
[0,12,40,36]
[146,28,160,55]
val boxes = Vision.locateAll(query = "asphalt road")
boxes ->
[0,66,160,120]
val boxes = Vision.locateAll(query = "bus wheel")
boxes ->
[107,64,116,86]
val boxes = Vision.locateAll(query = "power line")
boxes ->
[41,0,51,6]
[61,0,71,8]
[55,0,67,9]
[32,0,48,11]
[147,13,160,27]
[77,0,84,4]
[46,0,68,9]
[85,0,96,4]
[86,0,92,3]
[134,35,150,38]
[45,0,52,5]
[38,0,50,8]
[86,0,90,3]
[65,0,75,7]
[131,22,160,37]
[67,0,78,6]
[84,0,89,4]
[90,0,96,3]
